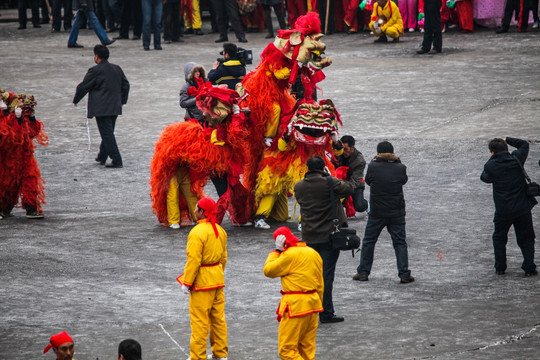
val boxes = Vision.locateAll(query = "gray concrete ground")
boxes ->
[1,18,539,360]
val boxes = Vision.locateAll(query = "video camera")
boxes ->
[218,47,253,65]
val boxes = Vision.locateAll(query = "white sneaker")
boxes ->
[169,223,180,229]
[533,22,539,29]
[207,355,228,360]
[297,223,302,231]
[254,218,270,229]
[408,28,415,32]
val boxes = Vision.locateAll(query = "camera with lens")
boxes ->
[237,47,253,65]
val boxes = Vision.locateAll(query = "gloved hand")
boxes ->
[181,285,191,295]
[331,131,339,143]
[275,234,286,251]
[264,137,273,147]
[14,106,22,118]
[232,104,240,115]
[0,100,7,110]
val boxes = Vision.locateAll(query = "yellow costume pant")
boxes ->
[256,193,289,222]
[189,288,228,360]
[278,312,318,360]
[184,0,202,29]
[167,168,198,225]
[369,23,401,39]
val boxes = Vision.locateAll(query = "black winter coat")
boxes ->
[481,137,537,217]
[365,153,408,218]
[294,169,354,244]
[73,60,130,118]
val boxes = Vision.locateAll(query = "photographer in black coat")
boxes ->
[207,43,246,90]
[73,45,130,168]
[481,137,537,276]
[353,141,414,283]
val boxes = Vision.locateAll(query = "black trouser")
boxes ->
[210,0,245,40]
[18,0,40,26]
[421,0,442,52]
[119,0,142,38]
[163,2,182,41]
[211,175,228,197]
[52,0,72,31]
[96,115,123,166]
[308,241,340,319]
[353,187,368,213]
[317,0,335,34]
[40,0,49,22]
[262,4,286,35]
[492,211,536,273]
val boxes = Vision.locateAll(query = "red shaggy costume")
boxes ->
[0,92,48,216]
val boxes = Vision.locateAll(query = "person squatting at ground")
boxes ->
[480,137,537,277]
[177,198,229,360]
[44,331,75,360]
[67,0,116,48]
[73,45,130,169]
[264,226,324,360]
[353,141,415,283]
[294,156,354,323]
[118,338,142,360]
[180,62,207,123]
[334,135,369,214]
[0,93,48,220]
[369,0,404,43]
[416,0,442,54]
[207,43,247,90]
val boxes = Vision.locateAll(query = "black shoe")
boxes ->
[95,157,105,165]
[172,38,184,42]
[33,23,41,28]
[185,28,194,34]
[525,270,538,277]
[18,25,26,30]
[265,33,274,39]
[215,37,228,43]
[155,45,162,50]
[352,273,369,281]
[496,270,505,275]
[238,37,248,43]
[495,27,508,34]
[105,163,123,168]
[416,48,428,54]
[68,43,84,48]
[320,315,344,324]
[103,38,116,46]
[374,35,388,43]
[132,35,141,40]
[26,209,44,219]
[194,28,204,35]
[400,275,415,283]
[144,46,150,51]
[428,49,441,54]
[51,28,61,33]
[114,35,129,40]
[392,36,400,43]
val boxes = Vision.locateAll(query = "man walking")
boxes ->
[264,226,324,359]
[481,137,537,276]
[353,141,414,283]
[67,0,116,48]
[176,197,228,360]
[294,156,353,323]
[73,45,130,168]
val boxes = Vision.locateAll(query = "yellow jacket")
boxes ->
[263,243,324,320]
[177,219,227,291]
[370,1,404,34]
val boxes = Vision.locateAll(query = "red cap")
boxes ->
[197,197,219,238]
[273,226,299,249]
[44,331,73,353]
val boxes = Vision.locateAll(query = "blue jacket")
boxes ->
[207,60,245,90]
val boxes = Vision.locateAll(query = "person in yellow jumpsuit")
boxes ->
[177,197,228,360]
[263,226,324,360]
[369,0,404,42]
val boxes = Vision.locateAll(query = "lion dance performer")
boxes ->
[253,99,344,229]
[150,82,255,229]
[0,90,48,219]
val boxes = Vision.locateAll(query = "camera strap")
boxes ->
[512,154,533,184]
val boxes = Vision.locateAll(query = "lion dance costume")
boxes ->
[0,90,48,219]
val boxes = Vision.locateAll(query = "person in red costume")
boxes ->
[0,92,48,219]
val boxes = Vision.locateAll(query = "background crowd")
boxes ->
[9,0,540,49]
